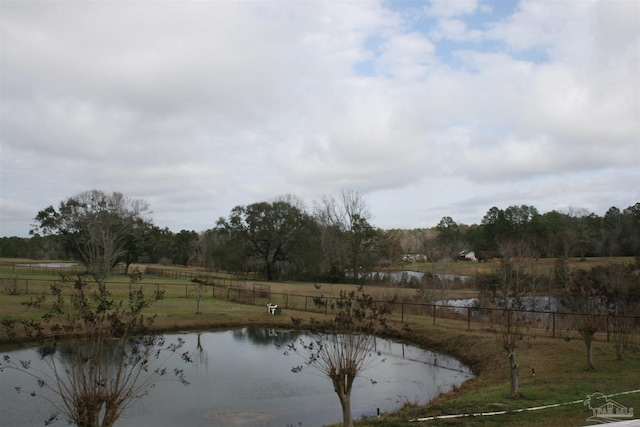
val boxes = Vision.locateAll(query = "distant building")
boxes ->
[459,250,477,262]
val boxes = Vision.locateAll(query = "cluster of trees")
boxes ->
[431,204,640,261]
[1,191,194,427]
[1,190,638,284]
[1,190,639,425]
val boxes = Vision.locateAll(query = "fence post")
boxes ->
[401,303,404,323]
[467,307,471,330]
[305,296,308,311]
[25,279,29,295]
[432,304,436,325]
[552,311,556,338]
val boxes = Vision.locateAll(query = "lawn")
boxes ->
[0,258,638,426]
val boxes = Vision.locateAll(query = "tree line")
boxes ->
[0,190,638,283]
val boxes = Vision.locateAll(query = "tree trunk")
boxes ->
[266,259,273,282]
[339,392,352,427]
[101,402,119,427]
[585,336,595,370]
[332,375,354,427]
[509,351,521,397]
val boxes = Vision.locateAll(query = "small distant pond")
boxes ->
[0,328,473,427]
[16,262,78,268]
[369,271,470,283]
[439,296,559,312]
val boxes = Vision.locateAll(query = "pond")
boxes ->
[367,271,471,284]
[16,262,79,268]
[0,328,473,427]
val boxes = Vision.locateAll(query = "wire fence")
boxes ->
[1,265,638,344]
[229,287,640,343]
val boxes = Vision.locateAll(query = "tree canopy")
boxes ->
[31,190,152,292]
[216,199,321,281]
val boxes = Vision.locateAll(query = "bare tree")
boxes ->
[287,290,392,427]
[313,189,375,283]
[313,194,348,282]
[340,189,375,282]
[477,240,534,397]
[597,263,639,360]
[561,268,607,370]
[1,274,191,427]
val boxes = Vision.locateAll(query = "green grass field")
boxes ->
[0,258,638,426]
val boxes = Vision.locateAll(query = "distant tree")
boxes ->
[538,210,571,258]
[602,206,623,256]
[435,216,461,254]
[313,189,376,283]
[477,241,536,397]
[375,231,403,266]
[620,203,640,255]
[171,230,199,266]
[0,237,34,258]
[480,207,508,256]
[560,268,608,370]
[313,194,348,282]
[144,226,175,264]
[121,217,155,274]
[565,207,601,260]
[597,263,640,360]
[216,198,320,281]
[0,274,191,427]
[31,190,152,293]
[340,189,376,282]
[287,290,393,427]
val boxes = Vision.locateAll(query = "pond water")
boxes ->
[16,262,78,268]
[0,328,473,427]
[439,296,559,313]
[369,271,471,283]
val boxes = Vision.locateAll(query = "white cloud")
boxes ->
[376,31,437,78]
[1,0,638,236]
[424,0,478,18]
[429,18,484,42]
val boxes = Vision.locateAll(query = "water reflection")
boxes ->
[1,328,473,427]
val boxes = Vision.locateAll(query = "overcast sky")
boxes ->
[1,0,638,237]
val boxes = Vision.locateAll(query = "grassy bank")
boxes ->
[0,260,638,426]
[355,322,639,426]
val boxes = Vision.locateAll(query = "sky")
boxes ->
[1,0,638,237]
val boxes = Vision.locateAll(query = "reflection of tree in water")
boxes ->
[204,410,275,426]
[194,333,209,369]
[1,275,191,427]
[232,327,301,347]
